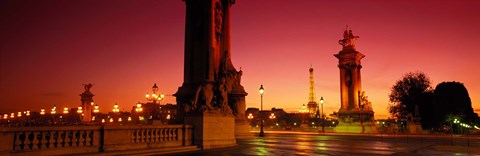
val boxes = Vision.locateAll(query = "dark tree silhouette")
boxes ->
[388,72,433,125]
[433,82,479,127]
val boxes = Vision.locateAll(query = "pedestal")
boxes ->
[185,111,236,149]
[335,110,376,133]
[235,119,253,139]
[407,122,423,134]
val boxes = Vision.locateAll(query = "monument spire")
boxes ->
[307,66,318,118]
[308,66,316,103]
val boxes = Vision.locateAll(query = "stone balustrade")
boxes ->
[0,124,193,156]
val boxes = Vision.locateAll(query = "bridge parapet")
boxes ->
[0,124,192,156]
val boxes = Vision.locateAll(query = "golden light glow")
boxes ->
[10,113,14,118]
[77,106,83,114]
[299,104,308,113]
[269,113,275,119]
[109,118,113,123]
[63,107,69,114]
[101,119,105,123]
[40,109,45,115]
[3,114,7,119]
[17,112,22,117]
[128,116,132,121]
[135,102,143,112]
[247,113,254,119]
[113,103,120,113]
[166,114,171,120]
[94,104,100,113]
[259,85,264,95]
[118,117,122,122]
[26,111,30,116]
[51,105,57,114]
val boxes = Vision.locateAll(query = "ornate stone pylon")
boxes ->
[80,83,94,123]
[174,0,248,149]
[334,27,375,133]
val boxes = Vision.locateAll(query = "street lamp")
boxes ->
[247,113,254,119]
[63,107,69,114]
[269,113,276,119]
[77,106,83,114]
[146,83,164,104]
[269,113,276,130]
[93,104,99,113]
[51,105,57,115]
[136,102,143,123]
[40,109,45,115]
[319,97,325,133]
[135,102,143,113]
[259,85,265,137]
[299,104,308,113]
[113,103,120,113]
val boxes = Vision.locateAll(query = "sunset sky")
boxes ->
[1,0,480,119]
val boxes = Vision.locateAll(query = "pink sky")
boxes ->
[1,0,480,119]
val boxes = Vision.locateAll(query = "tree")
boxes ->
[388,71,433,123]
[433,82,480,127]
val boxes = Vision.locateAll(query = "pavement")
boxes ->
[164,131,480,156]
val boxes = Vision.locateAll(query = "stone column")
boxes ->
[175,0,239,149]
[80,92,94,123]
[334,49,364,117]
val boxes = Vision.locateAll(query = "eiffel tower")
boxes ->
[307,66,319,118]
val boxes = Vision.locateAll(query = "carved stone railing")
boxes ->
[0,124,193,156]
[0,126,100,155]
[102,125,192,151]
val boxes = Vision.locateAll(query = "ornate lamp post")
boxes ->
[145,83,164,104]
[113,103,120,113]
[77,106,83,114]
[269,113,276,130]
[135,102,143,123]
[247,113,254,127]
[93,104,100,113]
[51,105,57,115]
[63,107,69,114]
[77,106,83,122]
[259,85,265,137]
[320,97,325,133]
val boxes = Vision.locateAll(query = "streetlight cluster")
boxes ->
[299,104,308,113]
[453,119,473,128]
[2,111,31,120]
[269,113,276,119]
[247,113,254,120]
[135,102,143,113]
[145,83,164,104]
[112,103,120,113]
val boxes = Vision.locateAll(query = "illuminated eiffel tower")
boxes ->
[307,66,319,118]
